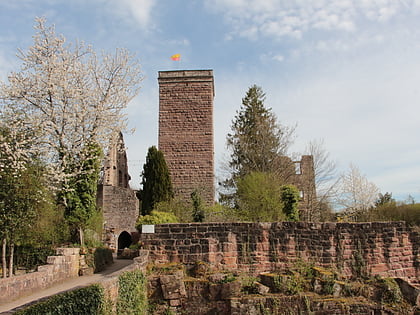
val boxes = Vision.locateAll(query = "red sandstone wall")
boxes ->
[158,70,215,204]
[0,248,80,305]
[97,185,139,251]
[139,221,419,285]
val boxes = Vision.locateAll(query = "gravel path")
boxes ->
[0,257,133,314]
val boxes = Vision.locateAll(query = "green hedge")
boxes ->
[117,269,148,315]
[16,284,104,315]
[16,270,148,315]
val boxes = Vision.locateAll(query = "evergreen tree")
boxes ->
[191,190,205,222]
[221,85,295,205]
[140,146,173,215]
[280,185,300,221]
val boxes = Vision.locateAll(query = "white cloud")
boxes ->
[205,0,409,42]
[103,0,156,30]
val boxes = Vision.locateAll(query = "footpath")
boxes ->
[0,257,133,314]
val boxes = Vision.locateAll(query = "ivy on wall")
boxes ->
[16,269,149,315]
[16,284,104,315]
[117,269,148,315]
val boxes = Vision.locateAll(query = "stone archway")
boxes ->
[118,231,132,251]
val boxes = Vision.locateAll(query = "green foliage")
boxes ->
[16,284,104,315]
[14,245,55,271]
[221,85,294,205]
[0,158,51,268]
[191,190,205,222]
[241,276,259,294]
[226,85,290,177]
[377,277,403,304]
[63,141,103,245]
[235,172,285,222]
[204,203,239,222]
[280,184,300,221]
[92,247,113,273]
[140,146,173,215]
[136,210,178,228]
[153,198,191,223]
[117,270,148,315]
[369,202,420,226]
[217,273,237,283]
[273,273,303,295]
[375,192,395,207]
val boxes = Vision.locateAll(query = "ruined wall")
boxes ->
[102,132,131,188]
[98,132,139,251]
[289,155,317,221]
[0,248,80,305]
[139,221,419,285]
[158,70,215,204]
[97,185,139,251]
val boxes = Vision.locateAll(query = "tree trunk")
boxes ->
[2,238,6,278]
[79,227,84,247]
[8,242,14,277]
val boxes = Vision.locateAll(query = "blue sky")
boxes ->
[1,0,419,202]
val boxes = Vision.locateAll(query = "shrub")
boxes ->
[93,247,113,273]
[16,284,104,315]
[153,198,191,222]
[14,245,55,271]
[377,277,403,304]
[117,270,148,315]
[136,210,178,229]
[236,172,286,222]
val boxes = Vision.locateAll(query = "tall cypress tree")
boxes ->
[140,146,173,215]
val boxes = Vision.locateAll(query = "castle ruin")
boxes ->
[97,132,139,252]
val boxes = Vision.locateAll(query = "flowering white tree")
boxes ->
[0,17,143,193]
[0,17,143,245]
[336,164,379,220]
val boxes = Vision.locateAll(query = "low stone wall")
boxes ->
[139,221,420,284]
[0,248,80,305]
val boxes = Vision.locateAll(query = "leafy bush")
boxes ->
[117,270,148,315]
[236,172,286,222]
[273,273,303,295]
[16,284,104,315]
[370,203,420,226]
[136,210,178,228]
[153,198,191,222]
[14,245,55,271]
[377,277,403,304]
[93,247,113,273]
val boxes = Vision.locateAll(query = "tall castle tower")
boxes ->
[158,70,215,204]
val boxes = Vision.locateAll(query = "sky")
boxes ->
[0,0,419,202]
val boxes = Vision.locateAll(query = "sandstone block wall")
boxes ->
[158,70,215,204]
[97,185,139,251]
[139,221,419,285]
[0,248,80,305]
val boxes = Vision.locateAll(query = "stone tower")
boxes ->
[158,70,215,204]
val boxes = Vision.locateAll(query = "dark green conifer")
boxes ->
[140,146,173,215]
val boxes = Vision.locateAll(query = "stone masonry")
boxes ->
[139,221,420,286]
[158,70,215,204]
[0,248,80,305]
[97,132,139,251]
